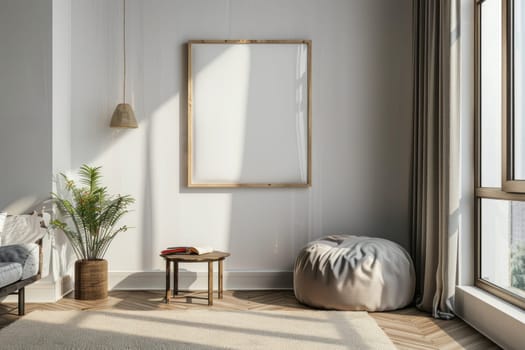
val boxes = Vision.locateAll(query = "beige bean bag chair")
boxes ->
[294,234,415,311]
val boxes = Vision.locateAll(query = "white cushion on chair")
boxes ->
[0,212,6,233]
[1,213,45,246]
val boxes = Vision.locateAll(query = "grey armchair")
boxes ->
[0,239,42,315]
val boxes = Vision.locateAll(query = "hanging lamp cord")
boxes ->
[123,0,127,104]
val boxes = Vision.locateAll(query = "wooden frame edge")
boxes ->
[474,0,482,294]
[476,279,525,310]
[187,39,312,45]
[476,187,525,201]
[502,0,525,192]
[502,0,510,189]
[188,183,310,189]
[186,39,312,188]
[187,42,194,188]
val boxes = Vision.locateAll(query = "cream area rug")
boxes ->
[0,309,396,349]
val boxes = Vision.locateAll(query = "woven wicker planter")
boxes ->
[74,259,108,300]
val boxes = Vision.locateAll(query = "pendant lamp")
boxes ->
[110,0,138,128]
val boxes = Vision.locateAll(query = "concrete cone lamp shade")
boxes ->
[110,103,138,128]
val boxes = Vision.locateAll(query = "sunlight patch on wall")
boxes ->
[193,45,250,183]
[295,44,308,183]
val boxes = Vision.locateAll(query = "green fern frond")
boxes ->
[51,165,134,260]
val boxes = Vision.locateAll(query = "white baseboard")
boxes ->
[1,275,73,303]
[109,270,294,291]
[1,271,293,303]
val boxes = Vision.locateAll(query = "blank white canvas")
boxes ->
[190,42,309,185]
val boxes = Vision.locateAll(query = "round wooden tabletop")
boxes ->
[160,251,230,262]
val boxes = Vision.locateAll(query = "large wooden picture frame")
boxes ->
[187,40,312,188]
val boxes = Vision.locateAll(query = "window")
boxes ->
[476,0,525,309]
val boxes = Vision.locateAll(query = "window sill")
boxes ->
[455,285,525,349]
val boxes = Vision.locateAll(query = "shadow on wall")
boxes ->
[227,44,312,274]
[141,95,154,271]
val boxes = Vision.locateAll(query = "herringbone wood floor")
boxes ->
[0,290,498,349]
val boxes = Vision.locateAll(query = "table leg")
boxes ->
[165,260,171,304]
[219,259,224,299]
[173,262,179,296]
[208,261,213,306]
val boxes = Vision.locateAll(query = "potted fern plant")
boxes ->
[52,165,134,300]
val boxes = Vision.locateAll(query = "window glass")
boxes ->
[481,0,502,187]
[481,198,525,298]
[514,1,525,179]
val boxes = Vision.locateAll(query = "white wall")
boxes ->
[0,0,72,302]
[0,0,53,213]
[66,0,413,288]
[457,0,475,287]
[53,0,72,176]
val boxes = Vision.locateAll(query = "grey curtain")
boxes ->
[411,0,460,319]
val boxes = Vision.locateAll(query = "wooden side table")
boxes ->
[161,251,230,306]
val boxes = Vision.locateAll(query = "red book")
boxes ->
[160,247,189,255]
[160,246,213,256]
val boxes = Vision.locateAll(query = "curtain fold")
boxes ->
[411,0,460,319]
